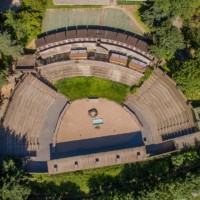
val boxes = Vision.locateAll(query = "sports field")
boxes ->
[42,8,143,35]
[54,77,130,104]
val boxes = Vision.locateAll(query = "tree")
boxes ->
[169,0,200,21]
[1,183,31,200]
[0,32,22,88]
[150,26,185,60]
[21,0,47,13]
[0,32,22,59]
[139,0,200,60]
[172,51,200,99]
[4,0,47,45]
[0,158,31,200]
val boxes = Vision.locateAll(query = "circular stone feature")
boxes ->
[88,108,98,118]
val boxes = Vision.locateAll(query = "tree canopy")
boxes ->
[0,0,47,88]
[173,51,200,100]
[0,158,31,200]
[139,0,200,60]
[0,32,22,59]
[4,0,47,45]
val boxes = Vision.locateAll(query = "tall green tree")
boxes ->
[0,158,31,200]
[4,0,47,45]
[0,32,22,87]
[150,25,185,60]
[139,0,200,60]
[0,32,22,59]
[173,51,200,99]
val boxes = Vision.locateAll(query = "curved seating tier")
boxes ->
[2,74,68,157]
[40,60,144,86]
[124,69,195,144]
[35,26,154,60]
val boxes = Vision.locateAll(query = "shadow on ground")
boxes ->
[0,0,20,13]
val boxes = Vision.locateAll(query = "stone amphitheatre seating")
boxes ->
[124,69,195,144]
[39,60,144,86]
[2,73,68,157]
[35,26,153,61]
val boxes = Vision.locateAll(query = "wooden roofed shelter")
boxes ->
[15,55,36,71]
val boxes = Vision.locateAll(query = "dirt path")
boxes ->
[0,72,22,118]
[26,39,36,49]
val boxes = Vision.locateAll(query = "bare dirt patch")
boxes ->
[56,98,141,143]
[26,39,36,49]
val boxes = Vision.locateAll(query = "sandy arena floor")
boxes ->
[56,98,141,143]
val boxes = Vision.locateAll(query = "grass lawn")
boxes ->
[32,165,122,194]
[42,8,142,34]
[132,9,150,33]
[54,77,130,104]
[117,1,143,5]
[131,68,153,94]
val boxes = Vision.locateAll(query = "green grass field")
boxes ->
[42,8,143,35]
[54,77,130,104]
[133,9,150,33]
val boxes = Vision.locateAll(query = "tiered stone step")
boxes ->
[3,74,69,157]
[124,69,195,144]
[40,60,144,86]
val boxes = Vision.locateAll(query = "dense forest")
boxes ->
[139,0,200,104]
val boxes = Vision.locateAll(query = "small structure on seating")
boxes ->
[129,57,147,73]
[109,52,128,66]
[70,48,87,60]
[15,55,35,71]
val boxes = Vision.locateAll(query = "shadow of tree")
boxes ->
[0,0,20,13]
[88,173,115,193]
[30,180,84,199]
[192,100,200,108]
[0,125,36,158]
[86,158,172,195]
[119,158,171,183]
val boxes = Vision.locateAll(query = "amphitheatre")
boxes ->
[0,4,200,174]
